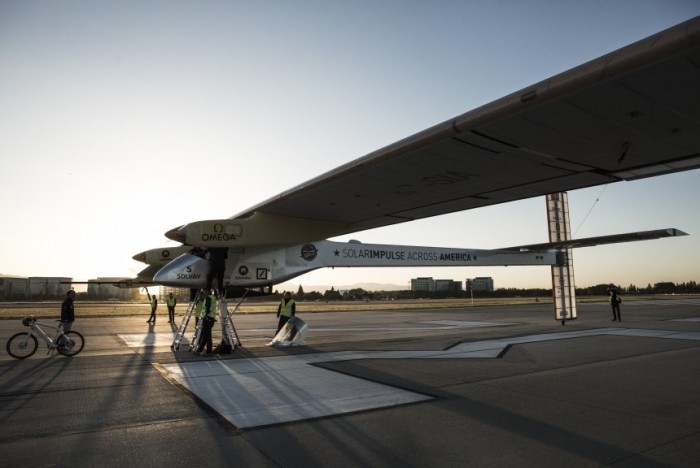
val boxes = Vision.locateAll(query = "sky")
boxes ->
[1,0,699,292]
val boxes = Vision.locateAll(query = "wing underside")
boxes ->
[229,17,700,235]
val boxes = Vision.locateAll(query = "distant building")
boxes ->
[411,277,462,292]
[0,275,28,300]
[87,278,141,300]
[435,279,463,291]
[159,286,190,302]
[466,277,494,292]
[28,277,72,299]
[411,277,436,292]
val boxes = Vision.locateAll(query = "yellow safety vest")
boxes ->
[195,299,204,317]
[199,294,217,319]
[167,296,176,307]
[279,298,295,318]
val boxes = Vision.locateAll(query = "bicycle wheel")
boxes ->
[7,333,38,359]
[56,331,85,356]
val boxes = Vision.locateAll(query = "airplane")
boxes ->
[128,16,699,324]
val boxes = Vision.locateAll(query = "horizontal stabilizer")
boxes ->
[503,228,688,252]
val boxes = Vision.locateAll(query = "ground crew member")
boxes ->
[194,291,205,327]
[276,291,296,335]
[167,292,177,323]
[147,293,158,324]
[196,290,217,355]
[59,290,76,346]
[609,286,622,322]
[206,247,228,293]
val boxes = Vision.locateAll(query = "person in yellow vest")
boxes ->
[147,293,158,324]
[276,291,296,334]
[193,292,205,327]
[196,289,217,355]
[166,292,177,323]
[609,285,622,322]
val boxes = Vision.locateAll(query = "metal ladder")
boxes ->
[171,289,204,351]
[217,289,244,350]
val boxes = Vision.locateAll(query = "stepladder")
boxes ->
[216,290,245,353]
[171,289,244,354]
[171,289,205,351]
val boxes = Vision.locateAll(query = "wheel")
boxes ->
[56,331,85,356]
[7,333,38,359]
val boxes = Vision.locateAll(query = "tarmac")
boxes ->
[1,298,699,467]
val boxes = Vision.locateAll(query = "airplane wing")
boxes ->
[500,228,688,252]
[61,278,154,288]
[234,18,700,230]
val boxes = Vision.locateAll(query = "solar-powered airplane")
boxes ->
[129,17,699,323]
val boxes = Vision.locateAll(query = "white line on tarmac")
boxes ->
[118,320,512,348]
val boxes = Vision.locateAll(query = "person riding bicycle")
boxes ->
[60,290,76,344]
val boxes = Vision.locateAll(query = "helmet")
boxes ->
[21,316,35,326]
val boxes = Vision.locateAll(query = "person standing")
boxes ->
[205,247,228,294]
[609,286,622,322]
[196,289,217,355]
[58,289,76,347]
[147,293,158,324]
[276,291,296,334]
[167,292,177,323]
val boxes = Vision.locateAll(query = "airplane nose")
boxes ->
[132,251,146,262]
[152,253,208,288]
[165,225,186,243]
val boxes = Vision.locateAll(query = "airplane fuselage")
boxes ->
[152,240,557,289]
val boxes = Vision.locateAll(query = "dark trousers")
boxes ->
[168,306,175,322]
[611,303,621,321]
[275,315,297,340]
[197,319,214,353]
[206,266,225,291]
[58,321,73,346]
[276,315,290,334]
[148,307,157,323]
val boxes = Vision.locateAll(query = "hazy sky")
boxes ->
[1,1,699,291]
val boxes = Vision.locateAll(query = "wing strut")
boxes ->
[547,193,577,324]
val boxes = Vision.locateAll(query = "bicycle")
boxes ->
[6,316,85,359]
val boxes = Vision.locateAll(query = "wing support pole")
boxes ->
[547,192,577,325]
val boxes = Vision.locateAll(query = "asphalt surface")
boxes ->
[1,299,699,467]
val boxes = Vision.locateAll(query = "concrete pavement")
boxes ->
[1,299,699,466]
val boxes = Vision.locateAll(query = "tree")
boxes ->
[323,286,342,301]
[347,288,367,300]
[296,285,305,300]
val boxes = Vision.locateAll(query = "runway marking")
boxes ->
[616,299,700,307]
[118,320,510,349]
[159,328,700,429]
[119,333,182,348]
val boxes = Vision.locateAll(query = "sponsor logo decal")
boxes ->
[301,244,318,261]
[201,223,238,242]
[177,273,201,280]
[338,248,478,262]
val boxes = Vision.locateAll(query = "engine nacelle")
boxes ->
[164,213,348,247]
